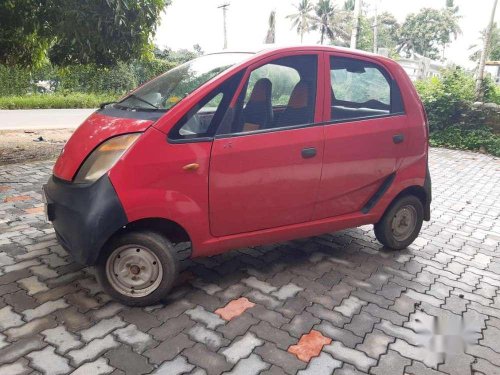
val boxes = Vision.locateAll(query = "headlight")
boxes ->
[74,133,141,183]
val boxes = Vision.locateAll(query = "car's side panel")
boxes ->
[109,127,213,251]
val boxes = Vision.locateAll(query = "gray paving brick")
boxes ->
[183,343,232,375]
[71,358,114,375]
[188,324,226,350]
[315,322,363,348]
[324,341,376,372]
[356,329,394,359]
[370,349,411,375]
[0,358,32,375]
[254,342,307,375]
[67,335,120,366]
[27,345,72,375]
[223,353,270,375]
[151,356,194,374]
[221,332,263,363]
[42,325,81,354]
[186,305,225,329]
[144,332,194,364]
[105,345,153,374]
[297,352,342,375]
[281,311,319,338]
[250,321,295,350]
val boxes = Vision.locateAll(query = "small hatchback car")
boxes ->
[44,46,431,306]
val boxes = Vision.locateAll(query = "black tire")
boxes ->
[96,231,180,306]
[374,195,424,250]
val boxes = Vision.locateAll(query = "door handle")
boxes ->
[393,134,405,144]
[183,163,200,171]
[301,147,317,159]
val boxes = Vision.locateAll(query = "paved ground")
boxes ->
[0,109,94,130]
[0,148,499,375]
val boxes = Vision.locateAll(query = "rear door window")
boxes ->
[330,56,403,121]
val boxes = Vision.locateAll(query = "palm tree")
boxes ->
[315,0,335,44]
[313,0,350,45]
[287,0,315,43]
[265,10,276,44]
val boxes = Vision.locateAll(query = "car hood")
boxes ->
[53,109,157,181]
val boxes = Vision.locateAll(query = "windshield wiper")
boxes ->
[126,94,159,109]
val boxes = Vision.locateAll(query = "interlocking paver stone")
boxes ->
[324,341,377,372]
[0,149,499,374]
[0,305,23,330]
[79,316,126,342]
[27,345,72,375]
[221,332,264,363]
[151,356,194,374]
[188,324,226,350]
[71,358,114,375]
[223,353,270,375]
[67,334,120,366]
[186,305,226,329]
[0,359,31,375]
[42,326,81,354]
[113,324,155,353]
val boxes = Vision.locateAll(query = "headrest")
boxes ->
[288,81,309,109]
[248,78,272,102]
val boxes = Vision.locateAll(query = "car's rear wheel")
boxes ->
[96,231,179,306]
[374,195,424,250]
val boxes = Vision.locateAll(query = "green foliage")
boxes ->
[414,68,475,131]
[469,23,500,62]
[0,0,171,67]
[0,58,176,97]
[287,0,316,43]
[415,67,500,156]
[398,8,461,59]
[0,93,118,109]
[0,0,52,67]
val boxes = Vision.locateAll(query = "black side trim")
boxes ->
[423,164,432,221]
[361,173,396,214]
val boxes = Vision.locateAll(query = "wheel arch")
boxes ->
[391,185,430,221]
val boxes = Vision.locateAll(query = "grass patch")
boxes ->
[0,93,120,109]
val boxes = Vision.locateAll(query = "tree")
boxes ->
[265,10,276,44]
[357,12,400,53]
[287,0,315,43]
[0,0,170,67]
[0,1,52,67]
[475,0,498,99]
[469,24,500,62]
[314,0,335,44]
[397,8,461,59]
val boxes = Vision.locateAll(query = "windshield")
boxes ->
[117,53,252,111]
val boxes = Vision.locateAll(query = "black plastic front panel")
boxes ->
[44,175,127,265]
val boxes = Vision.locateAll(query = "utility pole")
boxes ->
[218,3,230,49]
[476,0,498,100]
[350,0,361,49]
[372,2,378,53]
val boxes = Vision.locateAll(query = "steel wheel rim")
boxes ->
[391,205,417,242]
[106,245,163,298]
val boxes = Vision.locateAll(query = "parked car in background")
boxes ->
[43,45,431,306]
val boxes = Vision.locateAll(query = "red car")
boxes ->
[44,46,431,306]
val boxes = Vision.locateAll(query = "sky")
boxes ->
[154,0,500,69]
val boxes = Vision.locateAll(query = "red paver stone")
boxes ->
[0,186,12,192]
[25,206,44,214]
[215,297,255,321]
[4,195,32,203]
[288,330,332,362]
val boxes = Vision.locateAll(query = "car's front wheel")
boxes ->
[374,195,424,250]
[96,231,179,306]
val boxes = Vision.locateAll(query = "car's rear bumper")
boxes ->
[43,175,127,265]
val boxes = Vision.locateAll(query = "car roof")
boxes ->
[208,44,383,59]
